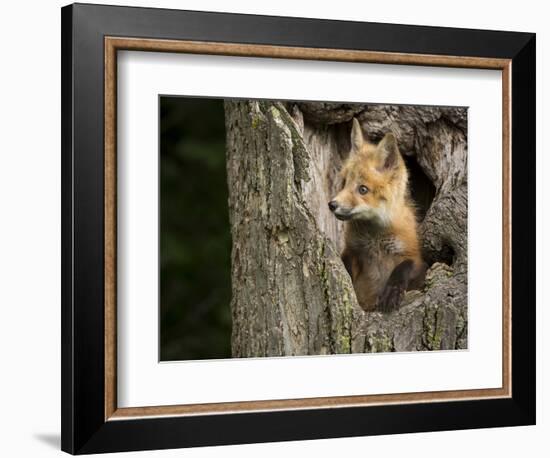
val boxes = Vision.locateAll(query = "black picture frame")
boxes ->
[61,3,535,454]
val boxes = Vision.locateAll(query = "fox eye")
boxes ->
[358,185,369,195]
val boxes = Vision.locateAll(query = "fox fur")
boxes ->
[329,118,426,312]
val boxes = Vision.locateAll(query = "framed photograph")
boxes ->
[61,3,536,454]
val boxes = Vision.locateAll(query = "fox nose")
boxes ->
[328,200,338,212]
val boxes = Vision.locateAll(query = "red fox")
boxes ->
[329,118,427,312]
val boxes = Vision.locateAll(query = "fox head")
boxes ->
[329,118,408,226]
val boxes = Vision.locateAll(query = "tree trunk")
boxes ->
[225,100,468,357]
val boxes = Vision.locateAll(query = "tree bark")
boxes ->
[225,100,468,357]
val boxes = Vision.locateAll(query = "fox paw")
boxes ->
[377,284,405,313]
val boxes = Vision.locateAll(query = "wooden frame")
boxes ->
[104,36,512,419]
[62,3,535,454]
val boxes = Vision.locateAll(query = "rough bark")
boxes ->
[225,100,467,357]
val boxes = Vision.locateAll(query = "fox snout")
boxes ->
[328,200,353,221]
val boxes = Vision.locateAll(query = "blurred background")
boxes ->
[160,96,232,361]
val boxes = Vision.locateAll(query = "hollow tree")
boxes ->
[224,100,467,357]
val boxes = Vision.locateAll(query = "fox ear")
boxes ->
[377,133,399,169]
[350,118,364,152]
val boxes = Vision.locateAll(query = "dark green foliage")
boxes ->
[160,97,232,361]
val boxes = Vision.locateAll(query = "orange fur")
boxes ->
[330,119,424,311]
